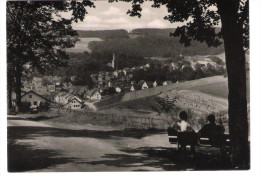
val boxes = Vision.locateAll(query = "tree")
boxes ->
[113,0,249,168]
[153,94,177,125]
[7,0,94,111]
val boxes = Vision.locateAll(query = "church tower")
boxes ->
[112,53,115,70]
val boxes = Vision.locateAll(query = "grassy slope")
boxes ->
[96,74,249,110]
[95,76,229,111]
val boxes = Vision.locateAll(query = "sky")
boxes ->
[65,1,184,31]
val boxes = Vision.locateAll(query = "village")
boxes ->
[14,53,225,113]
[5,0,254,173]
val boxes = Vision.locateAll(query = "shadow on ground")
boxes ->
[8,126,162,140]
[8,140,74,172]
[8,126,233,171]
[78,147,233,171]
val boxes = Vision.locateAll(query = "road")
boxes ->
[8,119,197,172]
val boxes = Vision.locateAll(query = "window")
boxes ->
[33,101,37,105]
[29,95,32,98]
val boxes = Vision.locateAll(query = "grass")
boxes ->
[65,37,103,53]
[94,93,125,110]
[188,81,228,99]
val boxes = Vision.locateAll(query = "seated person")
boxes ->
[171,111,197,151]
[198,115,225,146]
[172,111,194,132]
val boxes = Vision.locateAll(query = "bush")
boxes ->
[39,102,50,111]
[20,101,31,113]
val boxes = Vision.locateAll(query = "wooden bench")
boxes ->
[167,127,230,152]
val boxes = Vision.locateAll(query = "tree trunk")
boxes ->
[7,72,13,110]
[14,64,22,113]
[218,1,249,168]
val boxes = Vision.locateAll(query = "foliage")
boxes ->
[39,102,50,112]
[7,0,95,110]
[132,61,224,83]
[208,56,225,65]
[102,87,117,96]
[77,29,129,39]
[113,0,248,49]
[20,101,31,113]
[112,0,249,167]
[89,34,224,58]
[71,74,95,88]
[153,95,177,123]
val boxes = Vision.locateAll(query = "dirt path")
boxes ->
[8,119,180,172]
[8,119,232,172]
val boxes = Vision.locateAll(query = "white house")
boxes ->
[153,81,157,88]
[142,81,149,90]
[85,89,102,101]
[115,87,121,93]
[144,63,150,68]
[91,91,102,101]
[163,81,168,86]
[54,92,71,105]
[108,81,112,87]
[65,96,83,110]
[130,85,135,92]
[21,91,49,106]
[113,71,118,78]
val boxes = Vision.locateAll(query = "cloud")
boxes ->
[142,8,152,15]
[85,15,102,23]
[106,17,130,24]
[102,6,124,16]
[147,19,168,28]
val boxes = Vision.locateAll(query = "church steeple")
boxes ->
[112,53,115,69]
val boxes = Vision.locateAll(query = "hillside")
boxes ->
[65,38,103,53]
[95,75,249,117]
[77,29,129,39]
[89,35,224,57]
[95,76,229,110]
[64,28,225,57]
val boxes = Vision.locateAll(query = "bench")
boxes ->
[167,127,230,152]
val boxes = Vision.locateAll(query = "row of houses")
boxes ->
[130,80,170,92]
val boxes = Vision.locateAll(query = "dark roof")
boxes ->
[21,90,52,103]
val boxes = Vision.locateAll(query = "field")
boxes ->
[94,76,230,115]
[95,75,249,128]
[65,37,103,53]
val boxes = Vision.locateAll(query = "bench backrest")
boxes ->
[167,127,230,147]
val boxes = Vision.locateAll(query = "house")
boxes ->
[113,71,118,78]
[122,69,127,76]
[153,81,157,88]
[204,57,212,62]
[21,91,50,106]
[35,86,49,96]
[163,81,168,86]
[65,96,83,110]
[47,84,55,92]
[70,76,76,82]
[54,92,71,104]
[115,86,121,93]
[85,89,102,101]
[108,81,112,88]
[142,81,149,90]
[144,63,150,68]
[90,91,102,101]
[130,85,135,92]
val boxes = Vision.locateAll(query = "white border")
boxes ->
[1,0,260,178]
